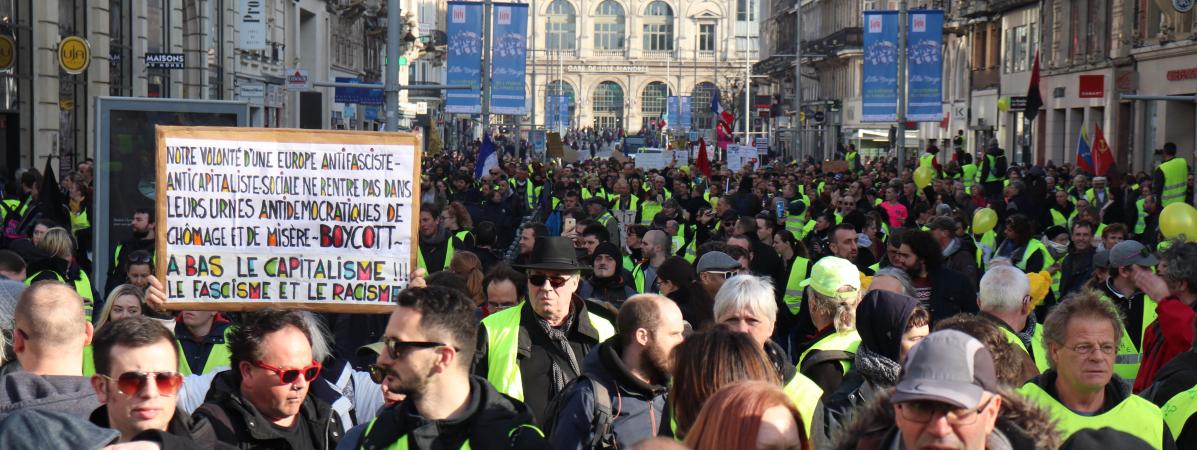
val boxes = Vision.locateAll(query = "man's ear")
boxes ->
[90,375,109,403]
[635,327,651,346]
[84,321,94,346]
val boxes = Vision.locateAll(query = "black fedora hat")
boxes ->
[513,237,591,272]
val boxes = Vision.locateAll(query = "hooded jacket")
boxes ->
[89,404,231,450]
[193,369,342,450]
[548,338,670,450]
[0,371,100,420]
[830,389,1060,450]
[418,226,453,273]
[337,375,548,450]
[943,236,981,287]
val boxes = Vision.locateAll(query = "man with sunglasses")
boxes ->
[695,251,742,298]
[475,237,616,423]
[835,330,1058,450]
[340,286,548,449]
[194,309,341,449]
[1017,292,1176,449]
[88,316,222,447]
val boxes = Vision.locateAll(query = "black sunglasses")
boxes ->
[367,364,387,384]
[383,336,455,359]
[528,273,572,288]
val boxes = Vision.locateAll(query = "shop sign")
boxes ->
[1167,67,1197,82]
[1078,75,1104,98]
[145,53,185,69]
[58,36,90,74]
[286,68,310,90]
[1174,0,1194,13]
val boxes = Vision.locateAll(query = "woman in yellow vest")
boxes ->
[27,227,96,320]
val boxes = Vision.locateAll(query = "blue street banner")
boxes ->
[666,96,679,129]
[490,3,529,115]
[546,96,561,129]
[333,77,384,105]
[678,96,692,130]
[861,11,899,122]
[907,10,944,122]
[445,2,483,114]
[557,95,571,129]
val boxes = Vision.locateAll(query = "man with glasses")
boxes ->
[340,286,548,449]
[88,316,221,446]
[194,309,341,449]
[475,237,616,423]
[1018,291,1176,449]
[837,329,1060,450]
[695,251,742,298]
[0,281,98,418]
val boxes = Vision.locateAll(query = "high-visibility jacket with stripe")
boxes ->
[1097,292,1159,383]
[1018,382,1166,449]
[797,330,861,375]
[1136,198,1148,235]
[416,238,455,272]
[1160,157,1189,207]
[962,163,978,189]
[177,327,235,376]
[782,256,811,314]
[480,303,616,401]
[1163,384,1197,442]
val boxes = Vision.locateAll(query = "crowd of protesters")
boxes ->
[0,134,1196,450]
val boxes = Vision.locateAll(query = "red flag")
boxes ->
[696,138,712,177]
[1092,124,1116,176]
[1025,53,1043,121]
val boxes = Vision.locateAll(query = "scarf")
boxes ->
[535,312,582,396]
[854,346,901,388]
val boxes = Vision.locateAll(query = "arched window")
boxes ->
[642,2,674,52]
[593,0,625,50]
[546,0,576,50]
[692,82,717,129]
[592,81,624,130]
[546,81,576,128]
[641,81,670,129]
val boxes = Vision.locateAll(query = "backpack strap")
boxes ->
[800,350,856,374]
[587,377,615,450]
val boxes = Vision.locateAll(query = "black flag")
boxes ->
[1024,52,1043,122]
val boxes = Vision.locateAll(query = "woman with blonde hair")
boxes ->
[29,227,97,319]
[449,251,485,305]
[94,284,146,329]
[684,381,810,450]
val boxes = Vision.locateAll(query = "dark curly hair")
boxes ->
[228,309,312,369]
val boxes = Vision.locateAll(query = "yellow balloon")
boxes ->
[997,97,1011,112]
[914,166,934,189]
[973,208,998,235]
[1160,203,1197,241]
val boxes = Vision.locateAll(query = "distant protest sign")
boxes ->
[155,126,421,313]
[822,160,850,173]
[635,148,669,170]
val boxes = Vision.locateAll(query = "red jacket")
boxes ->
[1134,297,1197,393]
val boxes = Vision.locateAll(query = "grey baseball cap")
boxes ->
[1093,249,1111,269]
[696,251,741,272]
[892,330,999,409]
[1109,240,1157,268]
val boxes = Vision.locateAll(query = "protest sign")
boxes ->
[156,126,421,313]
[726,145,759,171]
[635,148,669,170]
[822,160,850,173]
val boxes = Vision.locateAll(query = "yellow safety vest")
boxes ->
[583,187,607,201]
[999,324,1050,373]
[1018,383,1165,449]
[783,371,823,436]
[1160,157,1189,207]
[177,327,235,376]
[632,263,651,294]
[1163,384,1197,441]
[480,303,616,401]
[1016,240,1055,274]
[1136,198,1147,235]
[962,163,978,188]
[28,270,94,319]
[783,256,811,315]
[70,208,90,234]
[984,154,1005,182]
[919,154,935,172]
[641,201,663,225]
[416,237,456,272]
[845,151,858,171]
[797,330,861,375]
[1050,209,1068,227]
[1097,293,1159,383]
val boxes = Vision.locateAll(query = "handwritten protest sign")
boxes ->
[726,145,760,171]
[156,126,421,313]
[635,148,669,170]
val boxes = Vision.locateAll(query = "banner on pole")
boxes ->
[666,97,679,130]
[490,4,529,115]
[907,10,944,122]
[445,2,483,114]
[861,11,899,122]
[678,96,692,130]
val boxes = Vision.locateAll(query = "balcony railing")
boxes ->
[641,50,673,60]
[591,49,626,58]
[697,50,717,61]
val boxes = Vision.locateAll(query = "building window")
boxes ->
[593,0,625,50]
[109,0,133,96]
[546,0,576,50]
[148,0,169,97]
[736,0,754,21]
[692,82,716,129]
[642,1,673,51]
[592,81,624,130]
[640,81,669,129]
[699,23,716,52]
[207,0,223,99]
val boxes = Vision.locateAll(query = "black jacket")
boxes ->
[1142,351,1197,407]
[925,266,979,323]
[193,369,343,449]
[338,376,548,450]
[89,405,232,450]
[1058,248,1096,299]
[548,339,670,450]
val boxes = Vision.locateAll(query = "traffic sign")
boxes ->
[286,68,311,90]
[813,111,826,123]
[58,36,90,74]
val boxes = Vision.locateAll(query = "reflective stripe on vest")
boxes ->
[28,270,94,318]
[797,331,861,374]
[177,327,235,376]
[1163,384,1197,441]
[481,303,616,401]
[1160,157,1189,207]
[783,371,823,437]
[783,257,811,314]
[1098,293,1159,383]
[962,163,977,188]
[1018,383,1165,449]
[416,238,455,272]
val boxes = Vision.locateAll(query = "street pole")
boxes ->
[896,0,908,170]
[744,40,751,145]
[481,0,493,139]
[530,0,537,136]
[384,0,402,131]
[792,0,802,161]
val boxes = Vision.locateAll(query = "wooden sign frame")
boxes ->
[155,126,422,313]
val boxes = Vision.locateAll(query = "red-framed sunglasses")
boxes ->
[100,371,183,396]
[252,360,322,384]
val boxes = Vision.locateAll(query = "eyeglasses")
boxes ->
[897,396,994,425]
[367,364,387,384]
[383,336,456,359]
[252,360,322,384]
[1066,343,1118,356]
[529,273,572,289]
[100,371,183,397]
